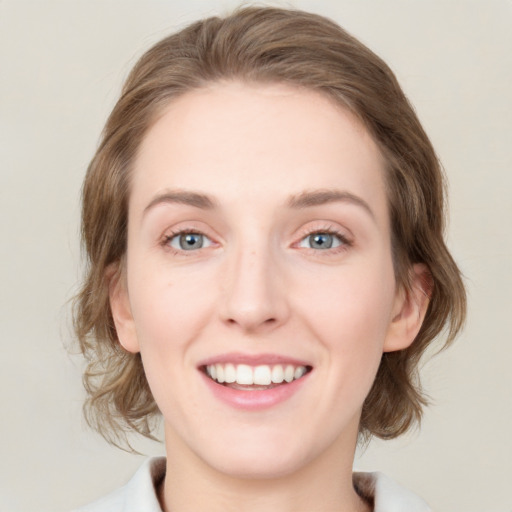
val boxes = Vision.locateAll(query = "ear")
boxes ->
[383,263,432,353]
[108,263,140,354]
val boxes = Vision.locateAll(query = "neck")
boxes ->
[159,426,371,512]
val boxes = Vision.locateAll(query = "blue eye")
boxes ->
[167,232,212,251]
[299,232,344,250]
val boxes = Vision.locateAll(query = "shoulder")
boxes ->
[353,471,432,512]
[72,457,166,512]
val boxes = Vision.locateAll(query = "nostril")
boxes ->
[224,314,279,330]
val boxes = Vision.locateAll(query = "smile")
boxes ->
[199,356,313,410]
[204,363,311,387]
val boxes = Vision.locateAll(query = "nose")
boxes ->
[219,245,289,333]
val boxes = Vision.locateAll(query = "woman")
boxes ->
[74,6,466,511]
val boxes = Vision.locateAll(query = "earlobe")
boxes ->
[383,263,432,353]
[108,263,140,354]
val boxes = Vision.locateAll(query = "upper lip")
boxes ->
[198,352,312,368]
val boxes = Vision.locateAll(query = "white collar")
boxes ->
[353,470,432,512]
[75,457,432,512]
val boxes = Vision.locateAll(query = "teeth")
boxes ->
[237,364,254,385]
[224,363,236,383]
[216,364,225,383]
[254,365,272,385]
[271,365,284,383]
[205,363,309,386]
[294,366,306,379]
[284,365,295,383]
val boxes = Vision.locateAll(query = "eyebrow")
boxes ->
[286,189,375,219]
[143,188,374,220]
[144,190,218,214]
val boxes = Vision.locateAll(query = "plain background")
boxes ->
[1,1,510,511]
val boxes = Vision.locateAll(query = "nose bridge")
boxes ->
[221,233,287,331]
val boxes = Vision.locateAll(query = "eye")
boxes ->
[166,231,213,251]
[298,231,345,250]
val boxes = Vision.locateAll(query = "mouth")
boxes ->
[202,363,313,390]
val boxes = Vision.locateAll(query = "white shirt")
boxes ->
[74,457,432,512]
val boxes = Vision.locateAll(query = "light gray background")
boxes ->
[1,1,510,511]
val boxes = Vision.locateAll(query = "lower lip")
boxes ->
[200,371,310,411]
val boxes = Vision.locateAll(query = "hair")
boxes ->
[74,6,466,447]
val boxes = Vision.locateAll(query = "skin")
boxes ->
[110,81,429,512]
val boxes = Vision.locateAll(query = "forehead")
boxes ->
[131,81,387,222]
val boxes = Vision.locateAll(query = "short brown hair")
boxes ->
[74,6,466,447]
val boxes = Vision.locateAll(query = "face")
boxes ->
[111,82,423,479]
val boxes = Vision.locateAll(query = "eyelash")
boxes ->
[296,225,352,254]
[161,226,352,255]
[161,229,214,256]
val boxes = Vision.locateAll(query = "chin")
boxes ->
[206,448,310,480]
[189,425,324,481]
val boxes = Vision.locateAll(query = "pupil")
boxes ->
[311,233,332,249]
[180,233,203,250]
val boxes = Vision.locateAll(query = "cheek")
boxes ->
[297,260,396,339]
[126,270,215,415]
[128,264,217,353]
[294,257,396,389]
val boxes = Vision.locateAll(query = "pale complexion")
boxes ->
[110,82,429,512]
